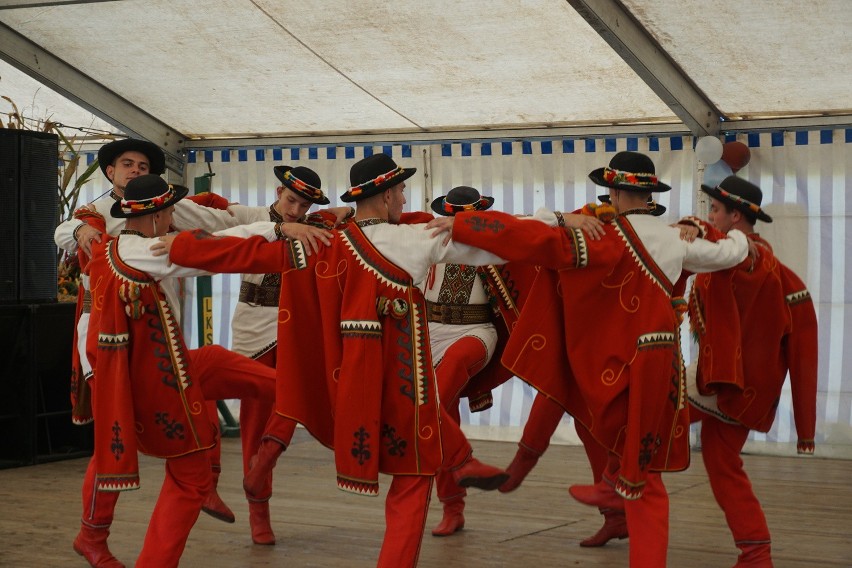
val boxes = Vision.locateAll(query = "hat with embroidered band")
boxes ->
[588,151,671,193]
[598,194,667,217]
[431,186,494,216]
[98,138,166,180]
[110,174,188,218]
[273,165,329,205]
[701,175,772,223]
[341,153,417,203]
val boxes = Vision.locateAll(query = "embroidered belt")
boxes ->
[239,281,280,307]
[82,289,92,314]
[425,300,491,325]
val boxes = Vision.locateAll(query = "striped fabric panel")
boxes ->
[72,129,852,452]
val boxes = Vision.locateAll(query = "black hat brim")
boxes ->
[588,167,671,193]
[110,184,189,218]
[430,194,495,216]
[273,166,330,205]
[700,184,772,223]
[340,167,417,203]
[98,139,166,179]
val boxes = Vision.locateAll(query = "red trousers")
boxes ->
[583,424,668,567]
[187,344,276,474]
[527,395,668,567]
[699,415,771,547]
[520,394,611,486]
[518,392,563,457]
[252,407,300,500]
[136,450,213,568]
[256,401,460,568]
[239,348,276,465]
[624,472,669,568]
[82,345,276,525]
[574,419,609,483]
[434,336,489,502]
[234,348,277,498]
[373,403,471,566]
[377,475,433,568]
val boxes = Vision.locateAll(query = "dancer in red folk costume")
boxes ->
[160,153,511,568]
[682,176,818,567]
[84,175,302,567]
[54,139,265,566]
[429,151,749,567]
[171,164,350,544]
[498,195,670,548]
[424,185,536,536]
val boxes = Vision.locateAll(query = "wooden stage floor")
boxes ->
[1,430,850,567]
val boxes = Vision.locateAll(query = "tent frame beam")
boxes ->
[0,21,186,174]
[566,0,721,137]
[183,114,852,150]
[185,124,689,149]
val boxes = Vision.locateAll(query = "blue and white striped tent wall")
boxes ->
[76,129,852,455]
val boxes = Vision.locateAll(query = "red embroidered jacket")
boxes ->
[169,221,445,495]
[688,230,818,453]
[86,236,216,491]
[452,210,691,500]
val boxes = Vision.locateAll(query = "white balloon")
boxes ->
[703,160,733,187]
[695,136,723,164]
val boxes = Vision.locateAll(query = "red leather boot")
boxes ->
[734,543,773,567]
[498,445,541,493]
[243,438,285,497]
[568,479,624,511]
[451,456,509,491]
[73,524,125,568]
[431,495,465,537]
[248,500,276,545]
[201,468,236,523]
[580,509,628,547]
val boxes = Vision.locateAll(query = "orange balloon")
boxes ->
[721,141,750,173]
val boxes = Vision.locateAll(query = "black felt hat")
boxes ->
[110,174,188,218]
[701,176,772,223]
[598,194,667,217]
[98,138,165,180]
[341,153,417,203]
[431,186,494,216]
[588,151,671,193]
[273,165,329,205]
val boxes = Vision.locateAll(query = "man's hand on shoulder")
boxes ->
[75,224,103,256]
[151,234,177,265]
[560,213,605,240]
[278,222,333,255]
[425,216,454,246]
[325,206,355,227]
[673,223,699,242]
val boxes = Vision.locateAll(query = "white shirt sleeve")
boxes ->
[119,236,213,279]
[171,198,240,232]
[682,228,749,273]
[54,196,114,252]
[533,207,559,226]
[54,218,84,252]
[367,223,505,288]
[213,221,279,241]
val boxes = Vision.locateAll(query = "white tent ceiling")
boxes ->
[2,0,851,165]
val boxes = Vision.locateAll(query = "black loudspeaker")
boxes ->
[0,302,92,469]
[0,129,60,304]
